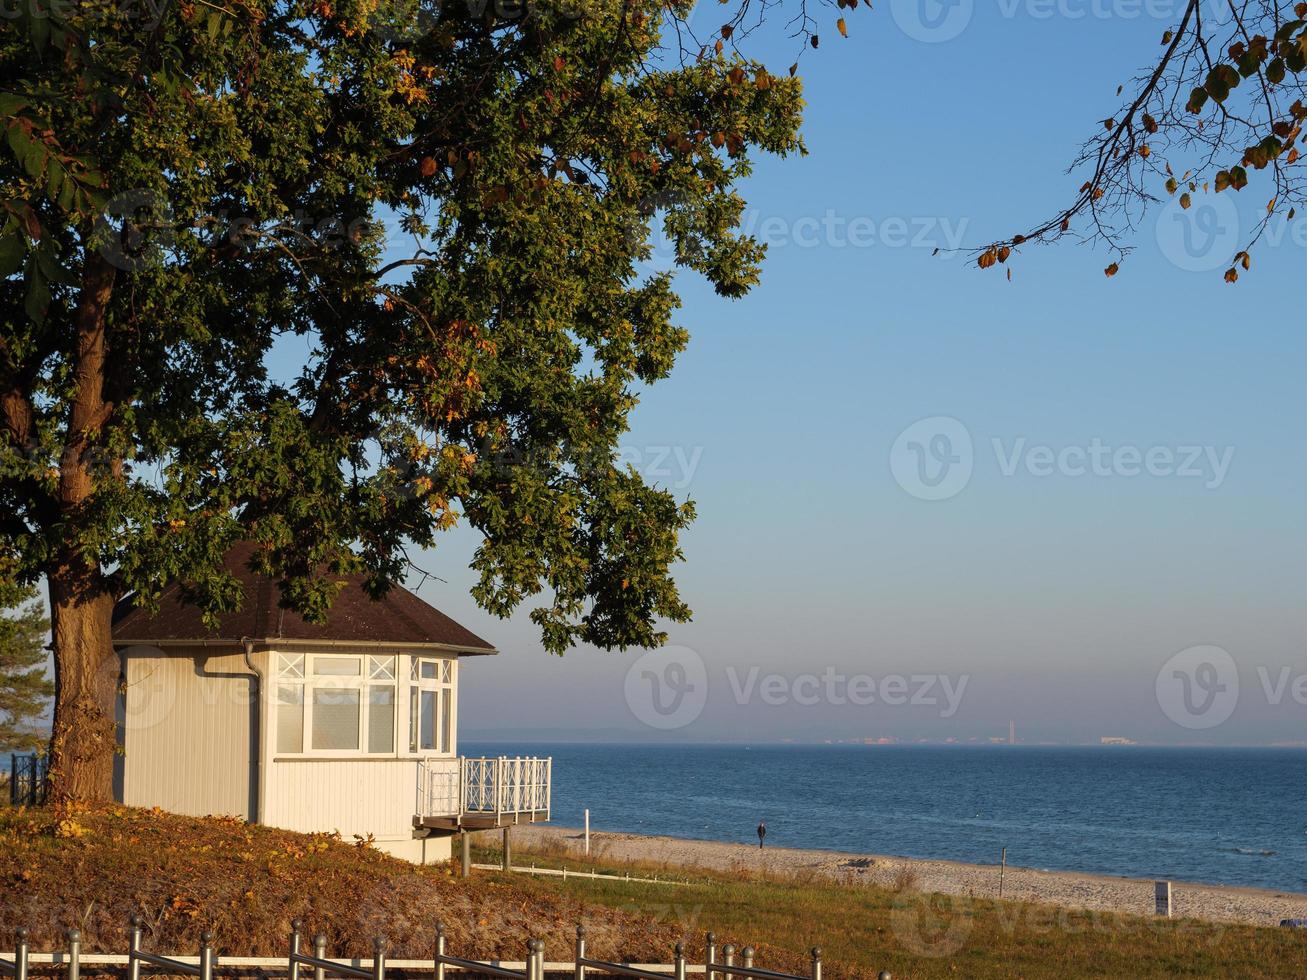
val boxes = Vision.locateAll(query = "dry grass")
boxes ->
[0,805,682,964]
[493,840,1307,979]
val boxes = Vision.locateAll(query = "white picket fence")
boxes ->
[0,920,841,980]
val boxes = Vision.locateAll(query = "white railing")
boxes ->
[417,756,551,822]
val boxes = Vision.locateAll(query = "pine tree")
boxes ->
[0,582,53,755]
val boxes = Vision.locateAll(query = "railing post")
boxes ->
[674,943,686,980]
[14,929,27,980]
[65,928,81,980]
[705,933,716,980]
[527,939,542,980]
[434,923,446,980]
[312,934,327,980]
[199,932,214,980]
[289,920,302,980]
[741,948,754,971]
[810,947,822,980]
[372,937,386,980]
[721,944,734,978]
[573,925,586,980]
[128,916,143,980]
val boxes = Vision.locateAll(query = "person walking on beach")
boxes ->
[757,820,766,849]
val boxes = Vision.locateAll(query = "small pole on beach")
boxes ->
[584,809,590,855]
[998,847,1007,899]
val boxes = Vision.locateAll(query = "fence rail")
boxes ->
[416,756,552,822]
[0,919,858,980]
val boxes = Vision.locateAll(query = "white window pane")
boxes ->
[368,686,395,753]
[440,689,451,754]
[410,658,420,681]
[420,661,438,680]
[409,686,419,752]
[278,654,304,679]
[314,657,361,676]
[420,690,436,750]
[369,656,396,681]
[440,660,452,684]
[312,688,360,750]
[276,685,304,753]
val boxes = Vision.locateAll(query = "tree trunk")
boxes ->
[45,554,119,805]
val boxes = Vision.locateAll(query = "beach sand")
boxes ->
[511,824,1307,927]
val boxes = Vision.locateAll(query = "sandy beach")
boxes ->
[512,824,1307,928]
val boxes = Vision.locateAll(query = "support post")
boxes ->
[434,924,446,980]
[289,920,302,980]
[722,944,734,976]
[372,938,386,980]
[199,933,214,980]
[127,918,142,980]
[674,943,686,980]
[14,929,27,980]
[999,847,1007,899]
[583,810,590,855]
[705,933,716,980]
[502,827,512,871]
[312,935,327,980]
[65,929,80,980]
[810,947,822,980]
[460,831,471,878]
[574,925,586,980]
[741,948,754,970]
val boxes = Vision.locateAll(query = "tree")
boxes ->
[0,0,804,801]
[0,581,53,755]
[968,0,1307,279]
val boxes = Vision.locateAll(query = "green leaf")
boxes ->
[23,261,49,324]
[0,222,24,278]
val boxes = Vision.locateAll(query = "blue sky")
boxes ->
[337,2,1307,745]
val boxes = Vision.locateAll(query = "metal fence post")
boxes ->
[573,925,586,980]
[65,928,80,980]
[434,923,446,980]
[312,935,327,980]
[199,933,214,980]
[527,940,542,980]
[372,937,386,980]
[705,933,716,980]
[128,917,143,980]
[674,943,686,980]
[14,929,27,980]
[721,944,734,977]
[741,948,754,971]
[289,920,302,980]
[810,947,822,980]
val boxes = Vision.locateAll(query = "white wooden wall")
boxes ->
[118,645,255,820]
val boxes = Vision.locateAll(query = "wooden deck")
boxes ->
[415,809,550,831]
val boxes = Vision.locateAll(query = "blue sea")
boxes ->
[464,743,1307,893]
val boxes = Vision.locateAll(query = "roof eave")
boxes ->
[113,636,498,656]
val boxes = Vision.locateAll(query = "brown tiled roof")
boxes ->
[112,543,496,654]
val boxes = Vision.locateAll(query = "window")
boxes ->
[409,657,455,755]
[275,653,398,756]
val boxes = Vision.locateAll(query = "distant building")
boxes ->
[1100,736,1137,745]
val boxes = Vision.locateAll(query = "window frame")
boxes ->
[271,650,457,759]
[409,656,457,757]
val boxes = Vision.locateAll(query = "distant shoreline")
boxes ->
[513,824,1307,927]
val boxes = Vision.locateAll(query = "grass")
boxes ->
[0,804,682,964]
[474,841,1307,979]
